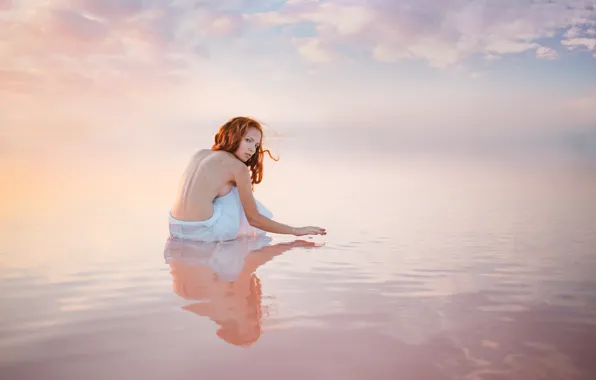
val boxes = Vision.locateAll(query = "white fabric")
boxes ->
[168,187,272,242]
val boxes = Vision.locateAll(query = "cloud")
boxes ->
[485,40,539,54]
[296,37,335,62]
[561,37,596,50]
[0,0,12,11]
[564,26,582,37]
[248,0,596,67]
[372,44,411,63]
[536,46,559,60]
[249,3,373,36]
[3,0,595,100]
[72,0,146,22]
[483,53,502,61]
[206,14,245,36]
[1,0,595,135]
[0,0,263,102]
[0,68,41,93]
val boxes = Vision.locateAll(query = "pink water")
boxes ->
[1,128,596,379]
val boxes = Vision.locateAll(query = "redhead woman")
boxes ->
[168,116,327,242]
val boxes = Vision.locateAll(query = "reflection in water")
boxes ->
[164,236,322,346]
[2,131,596,379]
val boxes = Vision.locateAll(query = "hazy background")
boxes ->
[2,2,596,379]
[2,0,596,219]
[2,0,596,263]
[1,0,596,149]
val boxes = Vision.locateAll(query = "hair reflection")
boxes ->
[164,236,321,347]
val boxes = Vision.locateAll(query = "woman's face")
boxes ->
[235,127,261,162]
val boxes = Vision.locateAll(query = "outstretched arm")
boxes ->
[233,163,296,235]
[232,163,326,236]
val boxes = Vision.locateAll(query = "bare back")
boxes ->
[170,149,239,222]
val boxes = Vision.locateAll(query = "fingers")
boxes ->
[295,226,327,236]
[309,226,327,235]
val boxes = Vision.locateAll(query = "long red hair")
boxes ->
[211,116,278,187]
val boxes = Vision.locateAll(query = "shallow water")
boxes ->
[1,128,596,379]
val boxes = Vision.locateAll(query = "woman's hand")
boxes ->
[293,226,327,236]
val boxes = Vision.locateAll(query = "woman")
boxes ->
[169,116,327,242]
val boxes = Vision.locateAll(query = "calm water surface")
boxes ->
[1,128,596,379]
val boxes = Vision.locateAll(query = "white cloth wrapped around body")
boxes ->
[168,187,272,242]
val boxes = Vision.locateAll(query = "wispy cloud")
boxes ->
[0,0,595,134]
[247,0,596,66]
[536,46,559,60]
[562,37,596,50]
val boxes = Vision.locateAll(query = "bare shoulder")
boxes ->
[194,148,221,159]
[212,151,241,168]
[203,150,245,176]
[192,149,227,163]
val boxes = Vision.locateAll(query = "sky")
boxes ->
[1,0,595,147]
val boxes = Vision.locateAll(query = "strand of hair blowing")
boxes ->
[211,117,279,189]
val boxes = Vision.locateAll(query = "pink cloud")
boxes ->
[73,0,145,21]
[536,46,559,60]
[38,9,112,55]
[1,0,595,132]
[0,69,43,94]
[295,37,336,63]
[0,1,199,101]
[0,0,12,11]
[204,13,247,37]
